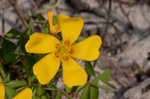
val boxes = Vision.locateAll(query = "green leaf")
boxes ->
[95,69,110,83]
[56,92,62,99]
[0,39,18,63]
[25,55,39,68]
[41,95,48,99]
[65,86,72,93]
[37,14,45,22]
[90,85,99,99]
[53,16,57,24]
[2,39,16,53]
[24,26,32,36]
[5,29,21,39]
[3,53,19,63]
[37,87,45,96]
[7,80,27,89]
[43,22,50,33]
[26,16,33,36]
[5,86,17,99]
[47,83,57,90]
[103,81,116,89]
[16,35,29,53]
[3,74,10,83]
[80,85,90,99]
[85,61,95,76]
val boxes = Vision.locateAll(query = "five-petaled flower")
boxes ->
[25,11,102,87]
[0,82,32,99]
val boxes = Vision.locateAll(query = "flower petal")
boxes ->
[48,11,60,34]
[33,53,60,85]
[62,58,87,87]
[25,32,60,54]
[71,35,102,61]
[0,83,5,99]
[57,14,84,44]
[13,88,32,99]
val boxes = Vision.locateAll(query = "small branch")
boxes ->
[31,0,38,10]
[104,0,112,34]
[0,63,6,80]
[2,8,5,34]
[8,0,28,28]
[35,0,63,14]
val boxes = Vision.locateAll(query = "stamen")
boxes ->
[55,53,59,58]
[56,43,60,49]
[62,56,69,61]
[64,40,70,46]
[69,48,74,54]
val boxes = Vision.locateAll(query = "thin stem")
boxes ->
[8,0,28,28]
[35,0,63,14]
[0,63,6,79]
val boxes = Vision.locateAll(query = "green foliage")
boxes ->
[43,22,50,33]
[0,12,114,99]
[85,61,95,76]
[56,92,62,99]
[5,86,17,99]
[5,29,21,39]
[80,85,90,99]
[53,16,58,24]
[6,80,27,89]
[37,14,45,22]
[95,69,110,83]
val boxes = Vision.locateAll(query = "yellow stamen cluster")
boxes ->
[55,40,73,61]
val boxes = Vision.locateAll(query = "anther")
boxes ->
[55,53,59,58]
[69,48,74,54]
[62,56,69,61]
[64,40,70,46]
[56,43,60,49]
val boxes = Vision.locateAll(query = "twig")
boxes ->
[2,8,5,34]
[35,0,63,14]
[93,0,112,67]
[104,0,112,34]
[8,0,28,28]
[31,0,38,10]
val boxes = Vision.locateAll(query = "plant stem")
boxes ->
[35,0,63,14]
[0,63,6,79]
[8,0,28,28]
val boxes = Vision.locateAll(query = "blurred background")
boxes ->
[1,0,150,99]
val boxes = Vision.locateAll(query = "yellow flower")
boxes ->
[0,82,32,99]
[48,11,60,34]
[25,14,102,87]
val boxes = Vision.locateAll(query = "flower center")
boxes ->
[55,40,73,61]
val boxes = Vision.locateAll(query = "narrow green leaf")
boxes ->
[56,92,62,99]
[85,61,95,76]
[7,80,27,89]
[5,29,21,39]
[103,81,116,89]
[5,86,17,99]
[53,16,57,24]
[96,69,110,83]
[3,74,10,83]
[41,95,48,99]
[3,53,19,63]
[37,14,45,22]
[16,35,29,53]
[90,85,99,99]
[26,16,33,36]
[80,85,90,99]
[43,22,50,33]
[2,39,16,53]
[25,55,39,68]
[65,86,72,93]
